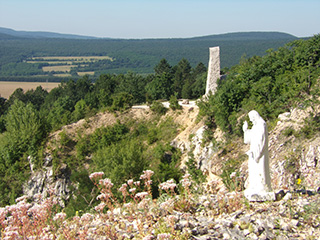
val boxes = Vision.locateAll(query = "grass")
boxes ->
[0,81,60,99]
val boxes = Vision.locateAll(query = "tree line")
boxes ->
[198,34,320,136]
[0,33,296,77]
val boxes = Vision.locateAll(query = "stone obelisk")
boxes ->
[205,47,220,96]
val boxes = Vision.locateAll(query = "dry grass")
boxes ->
[28,55,111,75]
[31,56,113,62]
[42,65,77,72]
[27,61,74,65]
[53,73,72,77]
[0,81,60,99]
[77,71,95,76]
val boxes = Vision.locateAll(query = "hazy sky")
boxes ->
[0,0,319,39]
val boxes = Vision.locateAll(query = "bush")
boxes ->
[110,92,133,112]
[169,95,182,110]
[150,101,167,115]
[92,138,147,191]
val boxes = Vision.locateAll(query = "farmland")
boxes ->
[0,81,60,99]
[0,32,298,81]
[26,56,113,77]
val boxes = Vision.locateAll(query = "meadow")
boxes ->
[0,81,60,99]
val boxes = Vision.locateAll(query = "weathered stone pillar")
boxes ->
[205,47,220,96]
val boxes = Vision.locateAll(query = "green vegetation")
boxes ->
[0,32,296,80]
[0,34,319,218]
[0,56,199,209]
[198,34,320,136]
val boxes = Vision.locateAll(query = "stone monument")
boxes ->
[243,110,275,201]
[205,47,220,96]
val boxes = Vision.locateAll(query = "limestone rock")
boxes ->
[23,154,71,207]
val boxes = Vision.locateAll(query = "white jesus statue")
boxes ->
[243,110,275,201]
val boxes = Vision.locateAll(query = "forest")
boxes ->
[0,31,297,80]
[0,34,319,216]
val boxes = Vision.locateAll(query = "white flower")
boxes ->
[230,172,236,178]
[99,178,114,188]
[89,172,104,180]
[157,233,171,240]
[135,192,149,199]
[53,212,66,221]
[81,213,93,222]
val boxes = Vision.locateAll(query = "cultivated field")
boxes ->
[30,56,113,62]
[25,55,113,76]
[42,65,77,72]
[0,81,60,99]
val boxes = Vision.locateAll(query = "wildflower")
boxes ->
[134,181,140,186]
[119,183,128,193]
[127,179,134,186]
[180,173,192,188]
[15,195,28,203]
[143,235,154,240]
[230,172,237,178]
[160,198,174,211]
[135,192,149,199]
[138,198,150,209]
[95,202,106,212]
[33,193,43,201]
[129,188,136,193]
[124,202,132,208]
[89,172,104,180]
[3,228,19,240]
[119,183,128,200]
[81,213,93,222]
[296,178,302,185]
[157,233,171,240]
[53,212,66,221]
[99,178,114,188]
[166,215,176,223]
[140,170,154,180]
[159,179,177,192]
[97,193,111,201]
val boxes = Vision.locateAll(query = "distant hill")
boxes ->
[191,31,297,41]
[0,28,299,80]
[0,32,20,40]
[0,27,98,40]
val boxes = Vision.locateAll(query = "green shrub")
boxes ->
[110,92,133,112]
[150,101,167,115]
[147,128,159,144]
[186,155,205,184]
[169,95,182,110]
[92,138,147,189]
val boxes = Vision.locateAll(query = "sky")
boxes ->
[0,0,319,39]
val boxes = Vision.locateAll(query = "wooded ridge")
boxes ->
[0,27,298,78]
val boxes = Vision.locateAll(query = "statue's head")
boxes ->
[248,110,261,125]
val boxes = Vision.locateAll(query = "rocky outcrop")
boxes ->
[269,106,320,192]
[23,155,71,207]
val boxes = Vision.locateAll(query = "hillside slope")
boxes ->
[14,100,320,239]
[0,30,297,78]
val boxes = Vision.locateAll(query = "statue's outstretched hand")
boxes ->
[243,121,248,132]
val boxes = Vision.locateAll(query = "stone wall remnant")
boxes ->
[205,47,220,96]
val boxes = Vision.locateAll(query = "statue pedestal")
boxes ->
[244,189,275,202]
